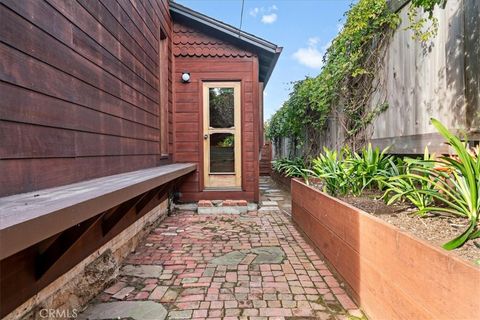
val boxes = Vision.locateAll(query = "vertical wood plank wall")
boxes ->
[369,0,479,151]
[0,0,172,197]
[273,0,478,157]
[172,22,260,202]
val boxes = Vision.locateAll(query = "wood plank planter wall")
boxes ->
[271,170,292,191]
[291,178,480,320]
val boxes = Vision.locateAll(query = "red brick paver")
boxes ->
[86,178,365,319]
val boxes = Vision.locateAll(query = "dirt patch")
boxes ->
[335,190,480,265]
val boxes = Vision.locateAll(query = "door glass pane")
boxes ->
[209,87,234,128]
[210,133,234,173]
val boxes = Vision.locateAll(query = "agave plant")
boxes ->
[400,119,479,249]
[347,143,394,192]
[272,157,310,184]
[382,147,436,212]
[307,147,353,195]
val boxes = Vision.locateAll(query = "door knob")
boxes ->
[204,134,209,140]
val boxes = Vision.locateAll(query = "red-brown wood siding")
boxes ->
[0,0,172,197]
[173,22,261,202]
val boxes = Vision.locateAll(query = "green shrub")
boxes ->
[272,157,310,184]
[382,148,436,212]
[307,145,394,196]
[347,143,396,192]
[394,119,479,249]
[308,148,354,196]
[266,0,400,150]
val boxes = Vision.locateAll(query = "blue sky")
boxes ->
[176,0,354,120]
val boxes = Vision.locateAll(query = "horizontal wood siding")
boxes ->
[0,0,172,196]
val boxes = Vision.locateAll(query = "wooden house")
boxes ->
[171,3,281,202]
[0,0,280,317]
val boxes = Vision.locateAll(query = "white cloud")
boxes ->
[249,7,260,17]
[308,37,320,46]
[261,13,277,24]
[250,5,278,24]
[293,37,325,69]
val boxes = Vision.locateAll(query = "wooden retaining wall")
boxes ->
[292,178,480,320]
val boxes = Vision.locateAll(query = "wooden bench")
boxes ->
[0,163,196,260]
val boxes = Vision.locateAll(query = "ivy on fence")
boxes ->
[266,0,447,156]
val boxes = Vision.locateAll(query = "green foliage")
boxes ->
[308,148,353,196]
[407,0,446,42]
[276,118,478,250]
[383,148,437,212]
[266,0,449,149]
[308,144,394,196]
[267,0,400,148]
[272,157,310,184]
[396,119,479,249]
[381,119,479,249]
[347,144,396,192]
[218,135,234,147]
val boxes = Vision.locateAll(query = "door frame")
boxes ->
[202,81,242,189]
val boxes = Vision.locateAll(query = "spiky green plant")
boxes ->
[272,157,310,184]
[347,144,394,192]
[382,148,436,212]
[399,119,479,249]
[308,148,353,195]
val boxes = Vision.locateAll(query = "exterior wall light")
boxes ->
[181,72,190,83]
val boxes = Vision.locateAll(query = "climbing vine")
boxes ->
[267,0,400,154]
[266,0,447,156]
[407,0,447,42]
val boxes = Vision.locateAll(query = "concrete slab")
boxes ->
[265,189,282,193]
[174,203,197,211]
[78,301,167,320]
[261,201,278,206]
[247,203,258,212]
[120,264,164,278]
[198,206,247,215]
[268,197,284,201]
[258,206,280,213]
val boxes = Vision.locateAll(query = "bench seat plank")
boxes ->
[0,163,196,259]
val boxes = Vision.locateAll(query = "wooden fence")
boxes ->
[273,0,479,159]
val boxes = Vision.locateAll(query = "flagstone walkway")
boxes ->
[80,177,365,320]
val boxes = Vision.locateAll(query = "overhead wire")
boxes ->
[238,0,245,37]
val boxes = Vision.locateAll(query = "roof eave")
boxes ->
[170,2,278,53]
[170,1,282,85]
[262,47,282,86]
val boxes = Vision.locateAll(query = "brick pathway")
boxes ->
[80,177,365,320]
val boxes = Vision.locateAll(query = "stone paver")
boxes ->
[120,264,164,278]
[80,177,365,320]
[261,200,278,206]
